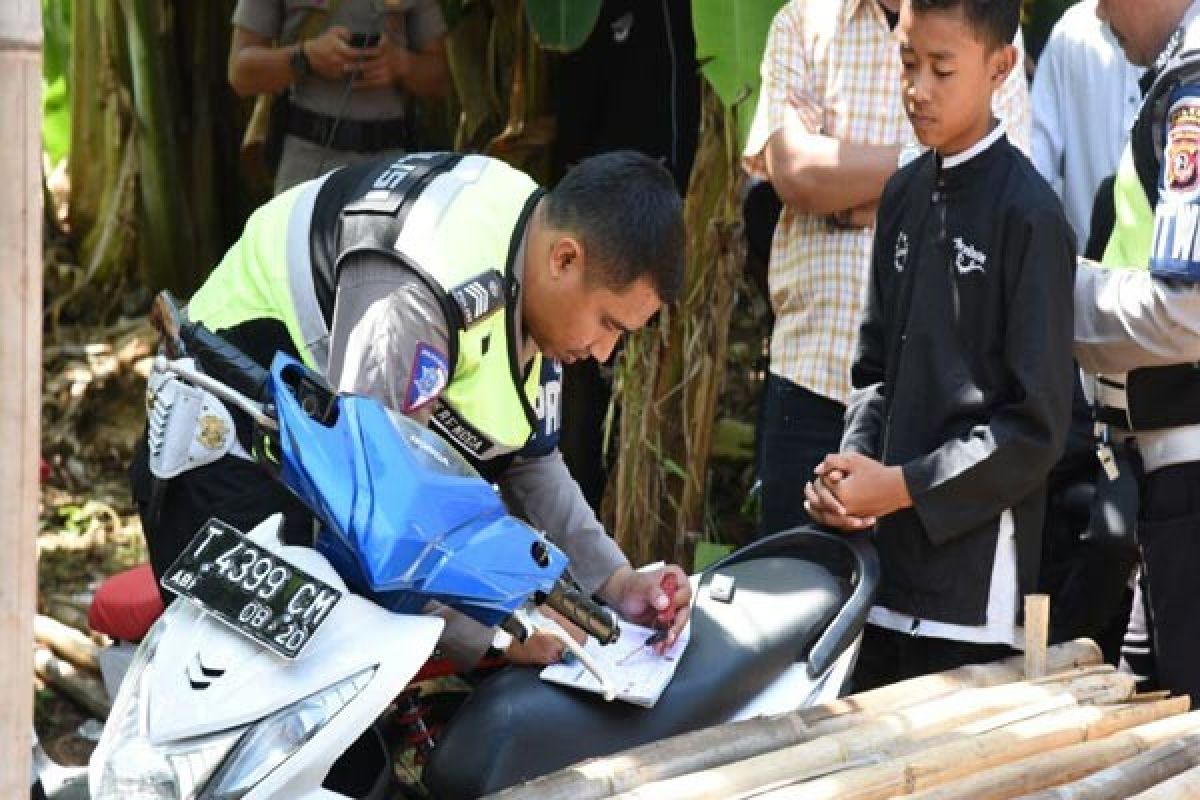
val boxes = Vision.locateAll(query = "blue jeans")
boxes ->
[757,372,846,538]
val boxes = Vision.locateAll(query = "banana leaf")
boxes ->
[691,0,785,149]
[42,0,71,164]
[524,0,601,52]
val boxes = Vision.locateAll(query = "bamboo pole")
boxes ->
[0,0,42,794]
[485,640,1104,800]
[1128,762,1200,799]
[906,711,1200,800]
[609,673,1137,800]
[803,639,1102,727]
[1025,594,1050,679]
[755,698,1189,800]
[33,614,101,673]
[1020,733,1200,800]
[33,647,111,721]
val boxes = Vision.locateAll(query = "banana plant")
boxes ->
[523,0,602,52]
[691,0,786,149]
[606,0,785,565]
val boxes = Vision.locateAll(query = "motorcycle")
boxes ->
[85,293,879,799]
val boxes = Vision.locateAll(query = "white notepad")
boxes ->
[539,620,691,707]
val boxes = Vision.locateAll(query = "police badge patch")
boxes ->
[1166,96,1200,196]
[404,342,449,412]
[1150,91,1200,281]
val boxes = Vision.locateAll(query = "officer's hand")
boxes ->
[352,34,410,90]
[602,565,692,653]
[304,26,357,80]
[504,630,568,666]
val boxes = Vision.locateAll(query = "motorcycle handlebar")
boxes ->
[543,580,620,645]
[151,290,272,404]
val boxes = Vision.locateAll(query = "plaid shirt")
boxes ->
[744,0,1031,404]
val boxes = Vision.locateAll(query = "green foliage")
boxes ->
[42,0,72,164]
[693,541,733,573]
[524,0,601,52]
[691,0,786,150]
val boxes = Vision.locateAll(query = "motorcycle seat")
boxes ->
[423,549,849,799]
[88,564,165,642]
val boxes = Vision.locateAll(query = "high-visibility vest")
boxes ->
[189,153,547,460]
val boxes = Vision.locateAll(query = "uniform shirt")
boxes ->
[742,0,1031,405]
[232,0,446,122]
[1072,1,1200,473]
[1031,0,1142,250]
[325,247,628,666]
[843,126,1075,640]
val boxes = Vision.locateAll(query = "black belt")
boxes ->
[286,105,409,154]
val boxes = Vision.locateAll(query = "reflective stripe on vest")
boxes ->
[188,179,324,371]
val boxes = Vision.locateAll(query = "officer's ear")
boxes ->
[549,235,586,280]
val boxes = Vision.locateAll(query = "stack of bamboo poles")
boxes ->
[487,639,1200,800]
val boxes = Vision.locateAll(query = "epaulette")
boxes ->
[448,269,507,328]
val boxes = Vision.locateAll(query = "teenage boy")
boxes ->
[805,0,1075,689]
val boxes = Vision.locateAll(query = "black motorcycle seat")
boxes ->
[423,554,848,799]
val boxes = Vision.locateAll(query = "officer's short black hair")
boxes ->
[910,0,1019,50]
[543,150,685,304]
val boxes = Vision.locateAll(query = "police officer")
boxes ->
[130,150,692,667]
[228,0,450,194]
[1074,0,1200,702]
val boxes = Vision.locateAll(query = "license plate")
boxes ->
[161,519,343,659]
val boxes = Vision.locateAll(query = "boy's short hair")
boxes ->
[910,0,1020,49]
[543,150,684,304]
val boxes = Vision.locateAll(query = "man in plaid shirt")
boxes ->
[743,0,1030,536]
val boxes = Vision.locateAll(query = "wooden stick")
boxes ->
[606,672,1137,800]
[1025,594,1050,679]
[754,698,1189,800]
[33,646,110,720]
[0,1,44,794]
[34,613,101,673]
[485,640,1104,800]
[1128,762,1200,799]
[905,711,1200,800]
[1022,732,1200,800]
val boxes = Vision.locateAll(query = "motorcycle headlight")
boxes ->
[89,600,376,800]
[89,603,242,800]
[202,667,375,798]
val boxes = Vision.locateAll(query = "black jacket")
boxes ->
[843,130,1075,626]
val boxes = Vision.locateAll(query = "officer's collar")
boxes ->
[1149,0,1200,77]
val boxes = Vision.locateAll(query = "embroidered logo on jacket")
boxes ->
[404,343,448,412]
[611,12,634,43]
[894,231,909,272]
[953,237,987,275]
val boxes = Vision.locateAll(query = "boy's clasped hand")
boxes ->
[804,452,913,531]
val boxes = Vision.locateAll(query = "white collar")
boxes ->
[941,122,1007,170]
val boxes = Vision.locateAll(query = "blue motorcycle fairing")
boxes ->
[267,354,568,627]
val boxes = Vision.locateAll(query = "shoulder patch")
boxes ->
[404,342,449,412]
[449,270,507,328]
[1164,93,1200,200]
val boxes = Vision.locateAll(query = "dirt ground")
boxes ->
[36,318,153,765]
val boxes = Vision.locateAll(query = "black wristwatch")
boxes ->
[289,41,311,80]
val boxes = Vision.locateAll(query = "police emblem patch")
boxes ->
[404,343,449,412]
[1165,96,1200,197]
